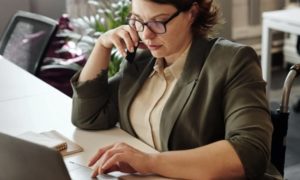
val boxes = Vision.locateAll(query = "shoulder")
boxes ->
[199,37,263,84]
[204,37,260,70]
[210,38,258,60]
[190,36,258,67]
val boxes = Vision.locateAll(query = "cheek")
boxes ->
[165,17,191,43]
[162,27,189,50]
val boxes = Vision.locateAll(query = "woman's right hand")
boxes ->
[99,25,140,57]
[78,25,139,82]
[88,142,154,177]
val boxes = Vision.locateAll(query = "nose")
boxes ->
[140,25,156,41]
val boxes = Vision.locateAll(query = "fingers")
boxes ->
[89,143,125,178]
[91,165,101,178]
[88,149,104,167]
[90,143,134,178]
[102,152,125,171]
[127,25,140,47]
[88,144,114,167]
[102,164,120,174]
[91,163,120,178]
[109,25,139,57]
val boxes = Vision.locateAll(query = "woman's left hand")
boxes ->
[88,142,155,178]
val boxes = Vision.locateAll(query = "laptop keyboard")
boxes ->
[65,160,119,180]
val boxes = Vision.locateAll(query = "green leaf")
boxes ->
[76,0,131,77]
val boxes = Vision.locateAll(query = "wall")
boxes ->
[0,0,65,35]
[30,0,65,19]
[218,0,286,54]
[65,0,118,18]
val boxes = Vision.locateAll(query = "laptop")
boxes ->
[0,132,118,180]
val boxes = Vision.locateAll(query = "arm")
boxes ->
[151,140,244,179]
[223,46,272,179]
[71,25,140,130]
[78,40,111,82]
[89,140,244,179]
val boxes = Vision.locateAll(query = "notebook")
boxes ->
[18,131,67,151]
[18,130,83,156]
[41,130,83,156]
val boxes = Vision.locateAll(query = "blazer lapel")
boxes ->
[118,56,155,136]
[160,37,216,151]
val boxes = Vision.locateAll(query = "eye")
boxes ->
[153,17,167,22]
[129,14,143,21]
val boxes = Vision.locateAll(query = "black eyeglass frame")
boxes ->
[127,10,181,34]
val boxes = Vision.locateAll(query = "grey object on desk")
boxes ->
[0,132,118,180]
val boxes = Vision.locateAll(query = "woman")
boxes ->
[71,0,280,179]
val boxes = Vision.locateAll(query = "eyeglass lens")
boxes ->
[128,11,180,34]
[129,20,165,34]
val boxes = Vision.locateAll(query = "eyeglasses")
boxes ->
[127,11,181,34]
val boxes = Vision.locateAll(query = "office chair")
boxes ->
[0,11,58,75]
[292,36,300,113]
[271,63,300,176]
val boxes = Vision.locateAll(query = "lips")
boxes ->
[138,41,162,50]
[147,44,162,50]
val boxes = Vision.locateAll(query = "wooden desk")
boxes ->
[261,8,300,98]
[0,56,160,178]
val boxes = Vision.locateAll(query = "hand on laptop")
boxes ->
[88,142,155,178]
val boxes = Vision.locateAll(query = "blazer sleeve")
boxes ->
[70,63,125,130]
[222,45,273,179]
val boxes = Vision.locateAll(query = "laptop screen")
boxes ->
[0,132,71,180]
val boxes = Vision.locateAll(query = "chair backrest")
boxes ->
[0,11,58,75]
[271,64,300,176]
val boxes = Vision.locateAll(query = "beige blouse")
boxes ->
[129,44,191,151]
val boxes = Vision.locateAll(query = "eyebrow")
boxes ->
[130,12,171,20]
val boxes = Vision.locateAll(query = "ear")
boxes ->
[188,2,200,23]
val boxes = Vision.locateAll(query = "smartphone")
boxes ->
[125,45,137,63]
[125,41,147,63]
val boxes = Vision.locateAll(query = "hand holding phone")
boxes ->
[125,41,148,63]
[125,45,138,63]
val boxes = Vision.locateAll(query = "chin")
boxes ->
[149,51,165,59]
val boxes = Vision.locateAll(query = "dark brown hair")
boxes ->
[146,0,221,37]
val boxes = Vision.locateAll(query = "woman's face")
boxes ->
[131,0,194,62]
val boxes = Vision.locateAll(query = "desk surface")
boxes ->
[263,8,300,25]
[0,56,160,178]
[0,57,55,101]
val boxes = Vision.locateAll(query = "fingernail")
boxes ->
[91,171,97,178]
[130,47,134,52]
[135,42,138,47]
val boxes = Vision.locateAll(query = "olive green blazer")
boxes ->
[71,37,280,179]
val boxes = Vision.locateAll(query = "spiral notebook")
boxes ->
[18,130,83,156]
